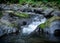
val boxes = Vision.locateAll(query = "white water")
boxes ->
[22,16,46,34]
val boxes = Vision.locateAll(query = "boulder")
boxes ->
[0,23,18,37]
[0,16,18,37]
[39,16,60,29]
[44,20,60,34]
[33,8,44,14]
[0,28,5,37]
[51,11,60,16]
[42,8,54,18]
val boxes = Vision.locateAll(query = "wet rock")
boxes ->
[49,20,60,34]
[42,20,60,42]
[33,8,44,14]
[42,8,54,18]
[19,4,28,12]
[0,28,5,37]
[0,23,18,37]
[10,4,21,11]
[3,5,12,10]
[0,15,18,37]
[21,8,32,12]
[39,16,60,31]
[17,18,31,26]
[51,11,60,16]
[43,20,60,35]
[1,4,6,9]
[1,4,21,11]
[1,25,17,33]
[20,4,32,12]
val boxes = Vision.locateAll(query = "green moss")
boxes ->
[9,23,18,28]
[15,12,30,18]
[39,16,60,29]
[9,12,30,18]
[39,23,46,29]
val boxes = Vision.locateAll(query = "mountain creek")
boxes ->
[0,4,60,43]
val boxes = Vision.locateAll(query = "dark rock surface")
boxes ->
[51,11,60,16]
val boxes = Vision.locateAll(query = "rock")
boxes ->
[44,20,60,36]
[0,15,18,37]
[0,28,5,37]
[17,18,31,26]
[10,4,21,11]
[1,4,6,9]
[3,5,12,10]
[33,8,44,14]
[1,4,21,11]
[43,20,60,42]
[42,8,54,17]
[39,16,60,29]
[20,4,32,12]
[49,20,60,34]
[51,11,60,16]
[0,23,18,37]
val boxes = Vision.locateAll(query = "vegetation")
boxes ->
[0,0,60,4]
[39,16,60,29]
[0,0,60,9]
[14,12,30,18]
[9,12,30,18]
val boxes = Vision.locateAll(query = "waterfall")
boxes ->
[22,15,46,35]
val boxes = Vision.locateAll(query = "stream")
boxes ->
[0,11,60,43]
[0,4,60,43]
[22,15,46,35]
[0,14,47,43]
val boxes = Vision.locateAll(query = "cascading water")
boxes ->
[22,15,46,35]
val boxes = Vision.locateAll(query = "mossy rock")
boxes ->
[6,23,17,28]
[0,21,18,28]
[39,16,60,29]
[15,13,30,18]
[11,12,30,18]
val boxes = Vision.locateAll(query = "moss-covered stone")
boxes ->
[0,20,18,28]
[15,13,29,18]
[9,22,18,28]
[39,16,60,29]
[13,12,30,18]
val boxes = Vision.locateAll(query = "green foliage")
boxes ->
[0,0,60,4]
[39,23,46,29]
[19,0,34,4]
